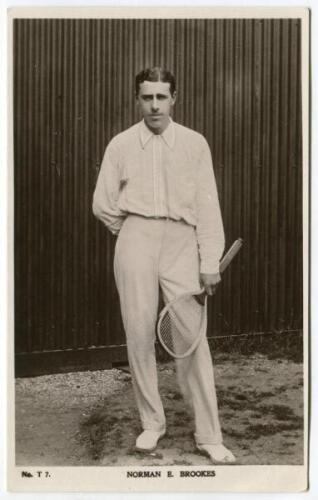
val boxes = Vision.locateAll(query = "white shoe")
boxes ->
[196,444,236,464]
[135,430,166,452]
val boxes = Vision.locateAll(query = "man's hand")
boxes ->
[200,273,221,296]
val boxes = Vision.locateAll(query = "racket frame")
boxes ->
[156,238,243,359]
[157,289,207,359]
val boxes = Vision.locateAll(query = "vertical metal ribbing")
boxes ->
[14,18,303,361]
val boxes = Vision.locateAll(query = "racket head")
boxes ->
[157,289,207,359]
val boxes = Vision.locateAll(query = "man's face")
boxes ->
[136,80,176,134]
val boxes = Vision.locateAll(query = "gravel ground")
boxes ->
[15,349,304,467]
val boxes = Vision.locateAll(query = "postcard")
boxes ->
[7,6,309,493]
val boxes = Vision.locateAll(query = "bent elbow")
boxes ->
[92,191,101,214]
[92,198,104,222]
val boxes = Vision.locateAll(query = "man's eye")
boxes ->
[142,96,152,101]
[158,95,168,100]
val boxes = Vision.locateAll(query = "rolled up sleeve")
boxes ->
[195,138,225,274]
[92,141,126,235]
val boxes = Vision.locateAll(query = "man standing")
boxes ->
[93,67,235,464]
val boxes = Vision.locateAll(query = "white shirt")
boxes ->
[92,119,225,274]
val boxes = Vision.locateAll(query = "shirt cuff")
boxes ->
[199,260,221,275]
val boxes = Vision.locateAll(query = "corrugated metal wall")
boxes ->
[14,18,303,375]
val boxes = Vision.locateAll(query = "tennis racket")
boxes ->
[157,238,243,359]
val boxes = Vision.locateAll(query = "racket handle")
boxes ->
[219,238,243,273]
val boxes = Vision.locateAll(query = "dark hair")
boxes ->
[135,67,176,96]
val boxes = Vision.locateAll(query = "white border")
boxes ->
[1,2,315,498]
[5,5,311,18]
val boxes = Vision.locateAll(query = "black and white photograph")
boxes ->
[7,6,309,493]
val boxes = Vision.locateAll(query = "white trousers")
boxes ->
[114,215,223,445]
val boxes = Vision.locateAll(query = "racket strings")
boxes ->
[159,295,206,357]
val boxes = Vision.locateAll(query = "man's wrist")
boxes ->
[199,262,220,275]
[200,272,221,283]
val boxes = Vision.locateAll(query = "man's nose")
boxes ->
[151,98,159,111]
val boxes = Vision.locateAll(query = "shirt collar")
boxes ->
[139,118,175,150]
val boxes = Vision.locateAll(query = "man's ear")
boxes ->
[171,91,177,105]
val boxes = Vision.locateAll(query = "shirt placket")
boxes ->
[153,135,161,216]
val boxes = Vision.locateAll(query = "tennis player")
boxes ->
[92,67,235,464]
